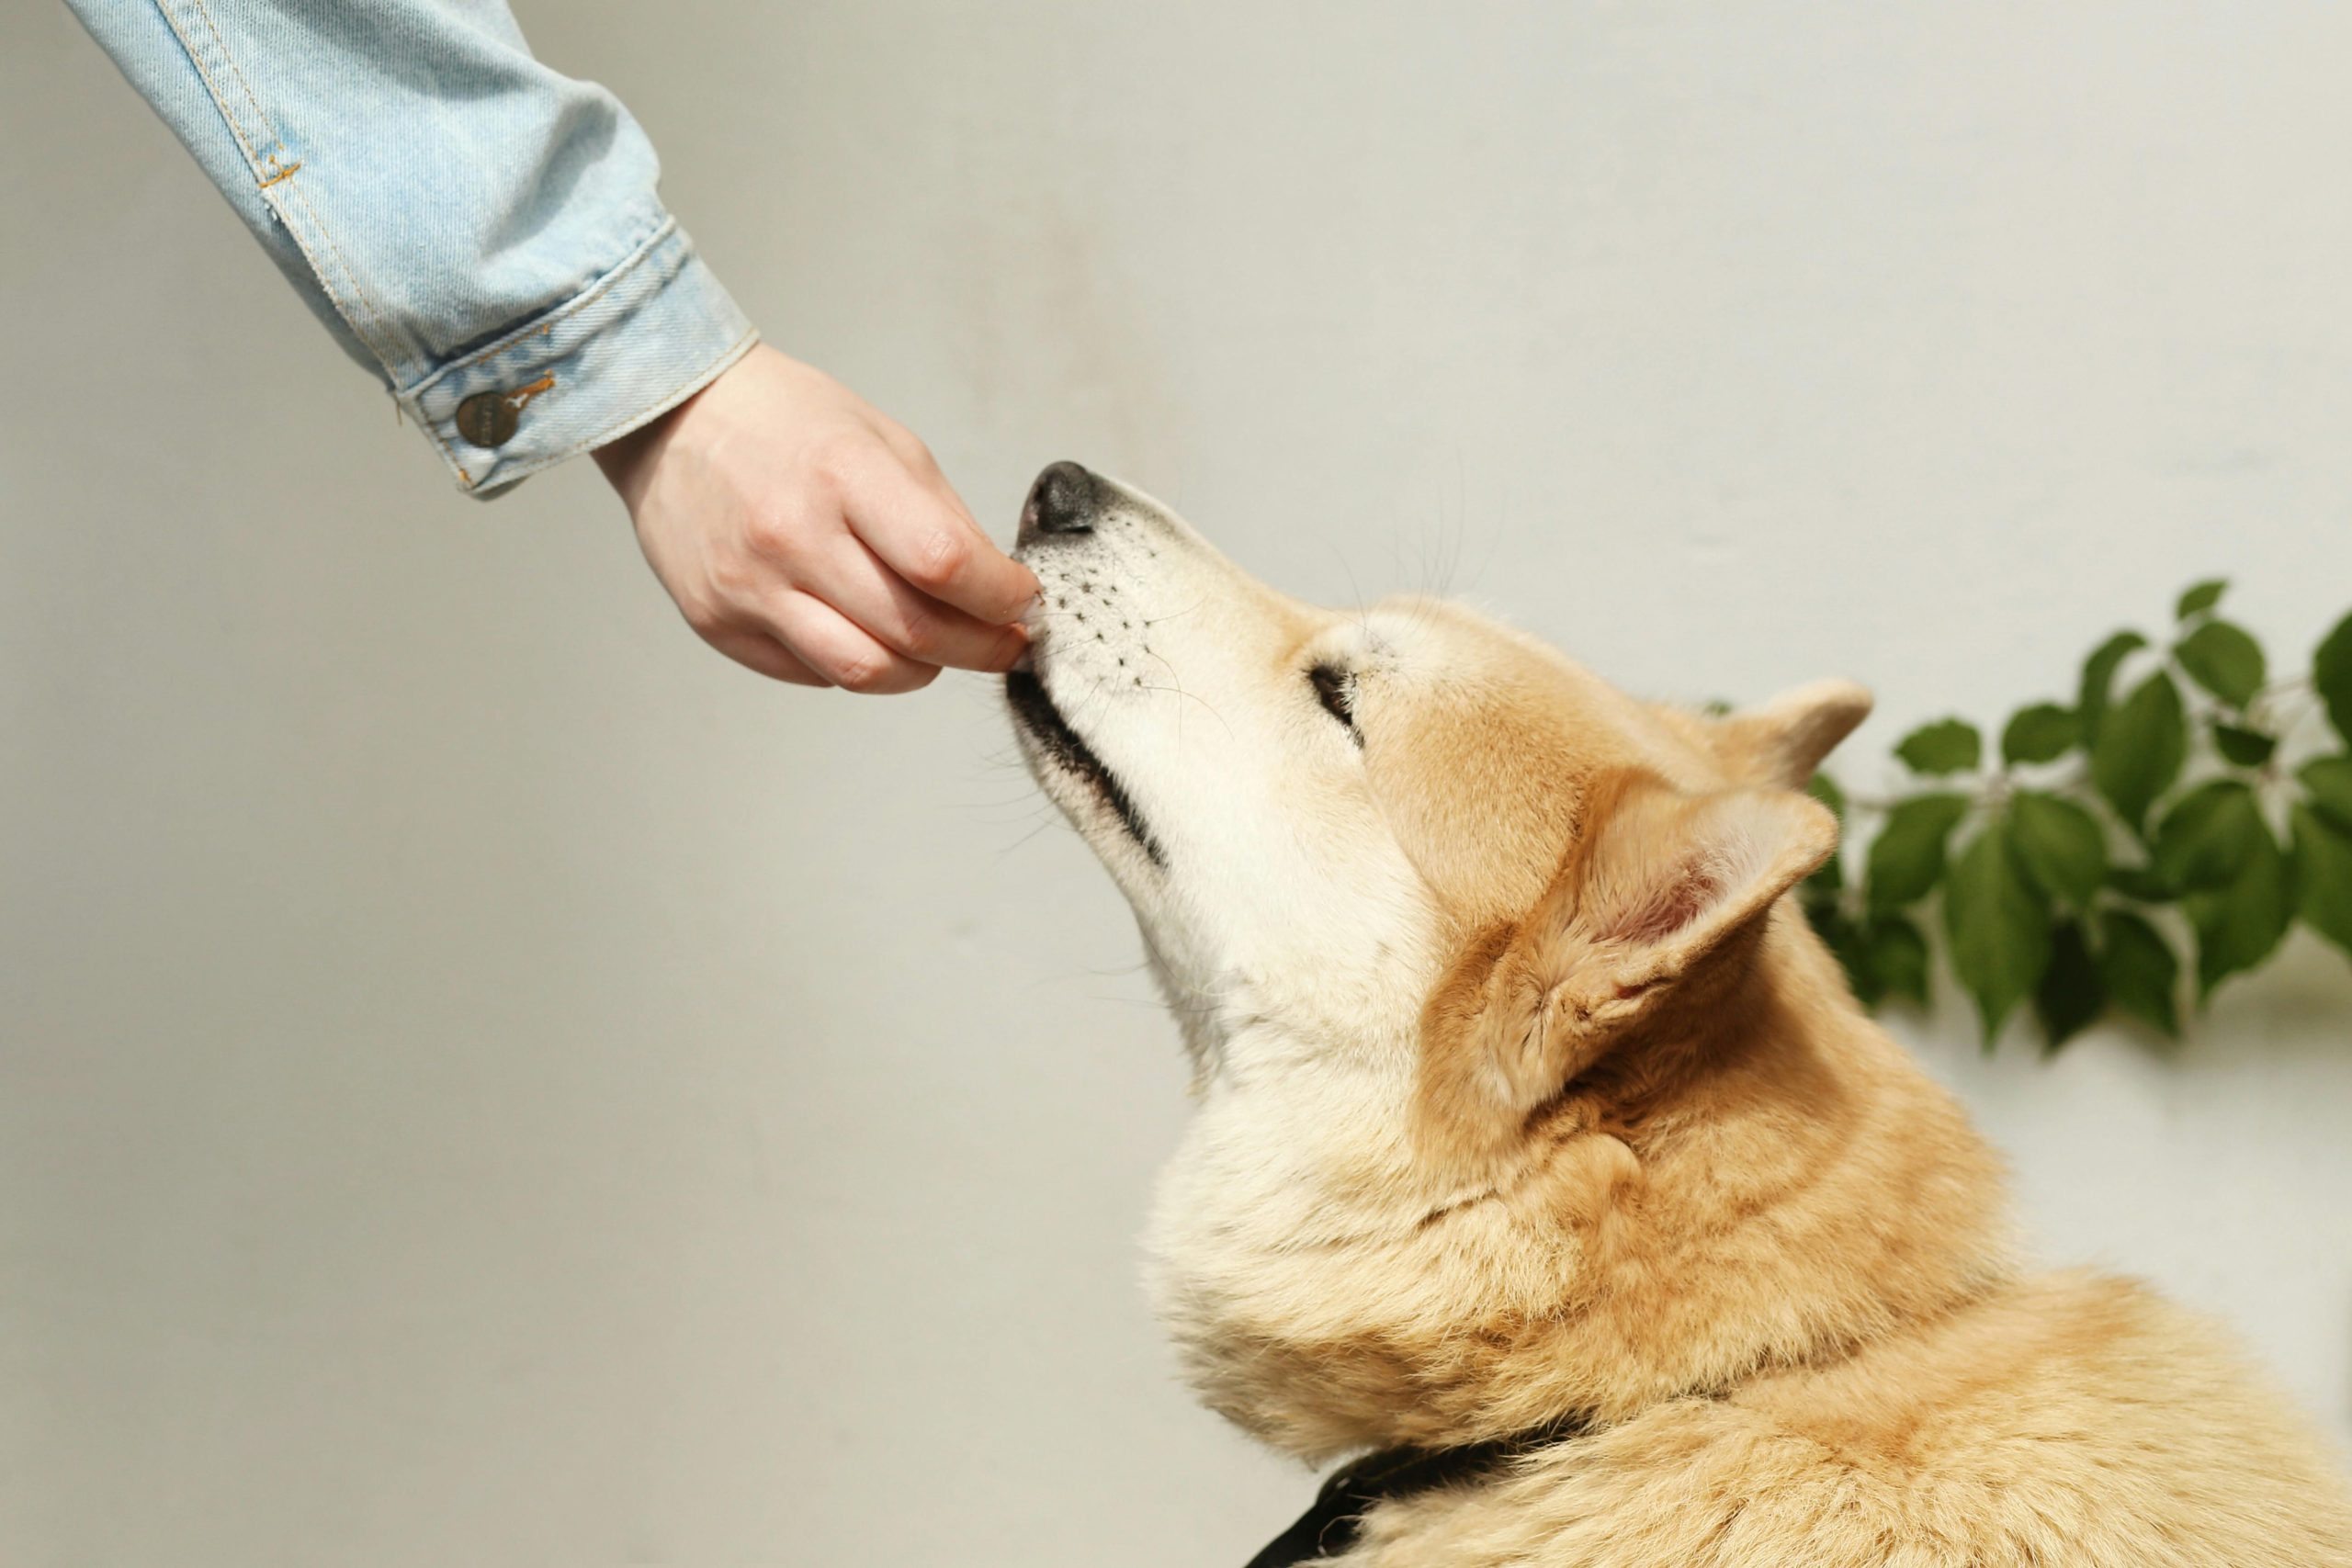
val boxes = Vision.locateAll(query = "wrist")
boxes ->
[591,405,664,505]
[593,360,718,510]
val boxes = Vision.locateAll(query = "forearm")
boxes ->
[64,0,754,495]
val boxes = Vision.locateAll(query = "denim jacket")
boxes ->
[66,0,757,496]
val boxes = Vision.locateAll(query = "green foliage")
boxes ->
[2002,704,2078,765]
[1894,718,1982,776]
[1866,916,1932,1006]
[1942,816,2051,1043]
[2290,806,2352,959]
[2182,817,2291,998]
[2008,792,2107,908]
[2097,910,2180,1037]
[2175,620,2266,709]
[1798,581,2352,1054]
[1866,795,1971,908]
[2090,671,2186,831]
[2076,630,2147,743]
[2212,724,2277,767]
[2302,755,2352,830]
[2176,579,2229,620]
[2315,613,2352,743]
[2151,780,2264,893]
[2035,920,2104,1052]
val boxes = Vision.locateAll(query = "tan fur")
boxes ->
[1008,475,2352,1563]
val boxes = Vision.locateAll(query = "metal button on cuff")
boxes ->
[399,218,756,495]
[454,389,522,448]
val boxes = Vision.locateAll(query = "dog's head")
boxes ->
[1006,463,1930,1454]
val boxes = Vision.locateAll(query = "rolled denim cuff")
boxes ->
[398,216,757,497]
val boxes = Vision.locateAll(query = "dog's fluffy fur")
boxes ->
[1006,468,2352,1564]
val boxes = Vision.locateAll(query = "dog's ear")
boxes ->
[1711,679,1872,789]
[1426,772,1837,1124]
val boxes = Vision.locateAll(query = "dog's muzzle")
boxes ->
[1018,459,1102,545]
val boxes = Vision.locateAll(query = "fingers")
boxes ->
[705,626,831,687]
[765,592,942,695]
[798,535,1027,674]
[841,454,1039,626]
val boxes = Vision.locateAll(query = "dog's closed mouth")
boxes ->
[1005,670,1164,866]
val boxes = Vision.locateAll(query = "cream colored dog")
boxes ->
[1004,463,2352,1566]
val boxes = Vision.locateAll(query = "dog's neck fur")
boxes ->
[1153,912,2016,1463]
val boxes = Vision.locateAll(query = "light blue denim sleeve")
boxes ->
[64,0,758,496]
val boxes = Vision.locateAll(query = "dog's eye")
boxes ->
[1308,664,1358,734]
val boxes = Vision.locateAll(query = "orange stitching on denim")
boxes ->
[504,374,556,412]
[408,237,666,485]
[504,328,759,482]
[413,232,747,493]
[261,199,382,357]
[154,2,410,381]
[276,178,400,370]
[183,0,288,164]
[153,3,270,175]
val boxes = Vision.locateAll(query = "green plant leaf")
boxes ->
[2077,630,2148,744]
[2290,805,2352,960]
[2182,816,2293,1000]
[2299,755,2352,834]
[1804,772,1846,823]
[1807,902,1871,1002]
[2174,620,2267,709]
[1801,774,1847,897]
[1865,794,1972,909]
[2008,791,2109,907]
[2106,861,2174,902]
[2211,724,2277,768]
[2314,612,2352,745]
[2001,704,2079,766]
[2175,579,2228,621]
[1942,817,2052,1045]
[2090,671,2187,833]
[2035,919,2105,1053]
[1894,718,1983,777]
[2098,908,2180,1037]
[2151,779,2265,894]
[1865,916,1931,1007]
[1803,896,1845,942]
[1799,592,2352,1033]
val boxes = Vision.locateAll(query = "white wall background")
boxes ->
[6,4,2350,1564]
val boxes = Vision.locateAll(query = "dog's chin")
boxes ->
[1005,670,1166,868]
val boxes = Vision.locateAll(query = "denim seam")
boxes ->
[183,0,281,164]
[399,212,679,401]
[156,0,407,376]
[153,0,284,174]
[275,175,406,380]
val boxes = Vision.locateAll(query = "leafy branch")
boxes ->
[1800,581,2352,1051]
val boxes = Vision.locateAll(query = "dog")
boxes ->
[1003,462,2352,1566]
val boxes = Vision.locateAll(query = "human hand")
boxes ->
[594,344,1038,691]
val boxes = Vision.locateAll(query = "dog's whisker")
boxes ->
[1138,681,1231,732]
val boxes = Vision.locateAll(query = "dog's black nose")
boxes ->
[1022,460,1099,540]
